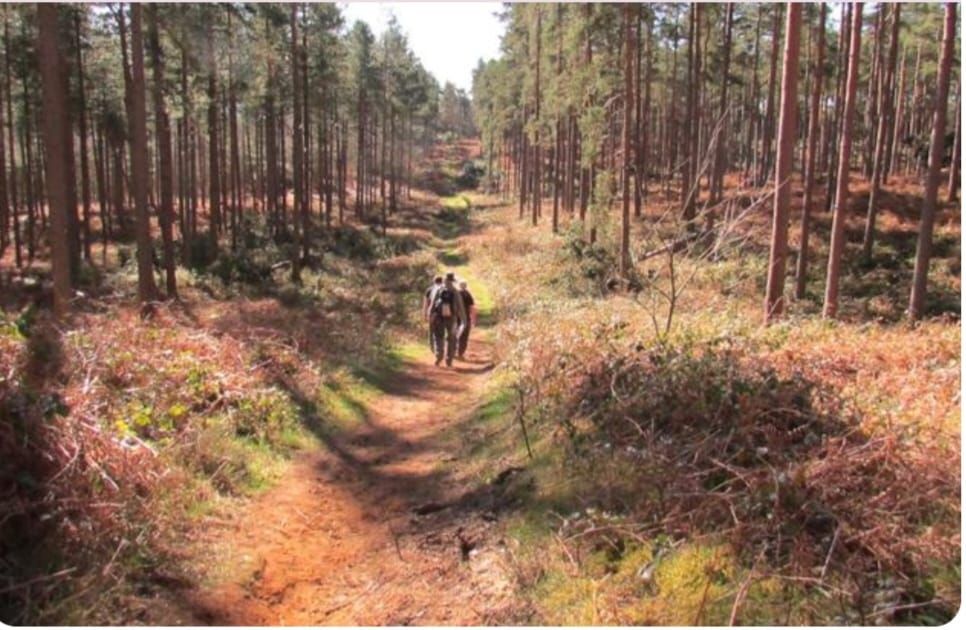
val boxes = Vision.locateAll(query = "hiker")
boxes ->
[423,275,443,352]
[457,281,476,360]
[429,272,467,367]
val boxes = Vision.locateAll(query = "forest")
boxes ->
[0,2,961,626]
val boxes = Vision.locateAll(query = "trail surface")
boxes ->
[171,276,517,625]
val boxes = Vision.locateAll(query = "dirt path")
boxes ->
[170,288,518,625]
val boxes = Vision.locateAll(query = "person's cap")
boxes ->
[434,275,443,283]
[445,272,456,282]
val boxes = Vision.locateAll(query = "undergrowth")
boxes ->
[463,191,960,625]
[0,215,437,624]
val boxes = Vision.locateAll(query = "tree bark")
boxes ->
[619,3,634,276]
[74,12,92,263]
[291,4,304,283]
[711,3,734,205]
[909,3,956,321]
[764,3,802,322]
[36,4,72,317]
[5,11,19,269]
[757,5,783,186]
[125,5,158,304]
[947,83,960,202]
[206,20,221,249]
[822,2,863,319]
[794,2,826,300]
[861,3,901,261]
[148,4,177,298]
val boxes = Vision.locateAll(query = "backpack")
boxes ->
[431,287,455,318]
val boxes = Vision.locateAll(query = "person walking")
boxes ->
[423,275,443,353]
[457,280,476,360]
[429,272,466,367]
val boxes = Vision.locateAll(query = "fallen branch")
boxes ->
[0,567,77,594]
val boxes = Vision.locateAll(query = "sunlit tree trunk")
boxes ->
[823,2,863,319]
[764,3,802,322]
[909,3,956,321]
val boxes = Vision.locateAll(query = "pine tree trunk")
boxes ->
[619,4,634,276]
[74,13,92,263]
[757,5,783,186]
[888,49,907,181]
[823,2,863,319]
[794,2,826,300]
[764,3,802,322]
[531,6,542,227]
[228,7,241,251]
[207,32,222,248]
[0,22,6,260]
[863,5,885,178]
[947,84,960,202]
[4,11,19,270]
[746,5,762,178]
[36,4,72,316]
[93,121,107,256]
[712,3,734,205]
[125,5,158,304]
[909,3,956,320]
[148,4,177,298]
[825,3,851,212]
[861,3,901,261]
[290,4,304,283]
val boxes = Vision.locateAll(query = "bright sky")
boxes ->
[339,2,505,93]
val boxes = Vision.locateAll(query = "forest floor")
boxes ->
[157,200,522,625]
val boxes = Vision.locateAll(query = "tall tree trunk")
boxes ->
[123,5,158,303]
[5,10,19,269]
[36,4,72,317]
[290,4,304,283]
[356,85,365,219]
[745,5,762,178]
[794,2,826,300]
[823,2,863,319]
[888,49,907,181]
[553,3,563,232]
[947,83,960,202]
[148,4,177,298]
[861,3,901,261]
[764,3,802,322]
[531,6,542,227]
[909,3,956,320]
[619,4,634,276]
[206,21,221,249]
[862,5,885,178]
[711,3,734,205]
[618,4,637,278]
[74,12,92,263]
[228,6,242,251]
[0,19,6,260]
[757,4,783,186]
[825,2,851,212]
[180,41,194,262]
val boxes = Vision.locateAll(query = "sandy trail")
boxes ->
[172,323,518,625]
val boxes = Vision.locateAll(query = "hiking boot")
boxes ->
[446,359,453,367]
[434,357,442,366]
